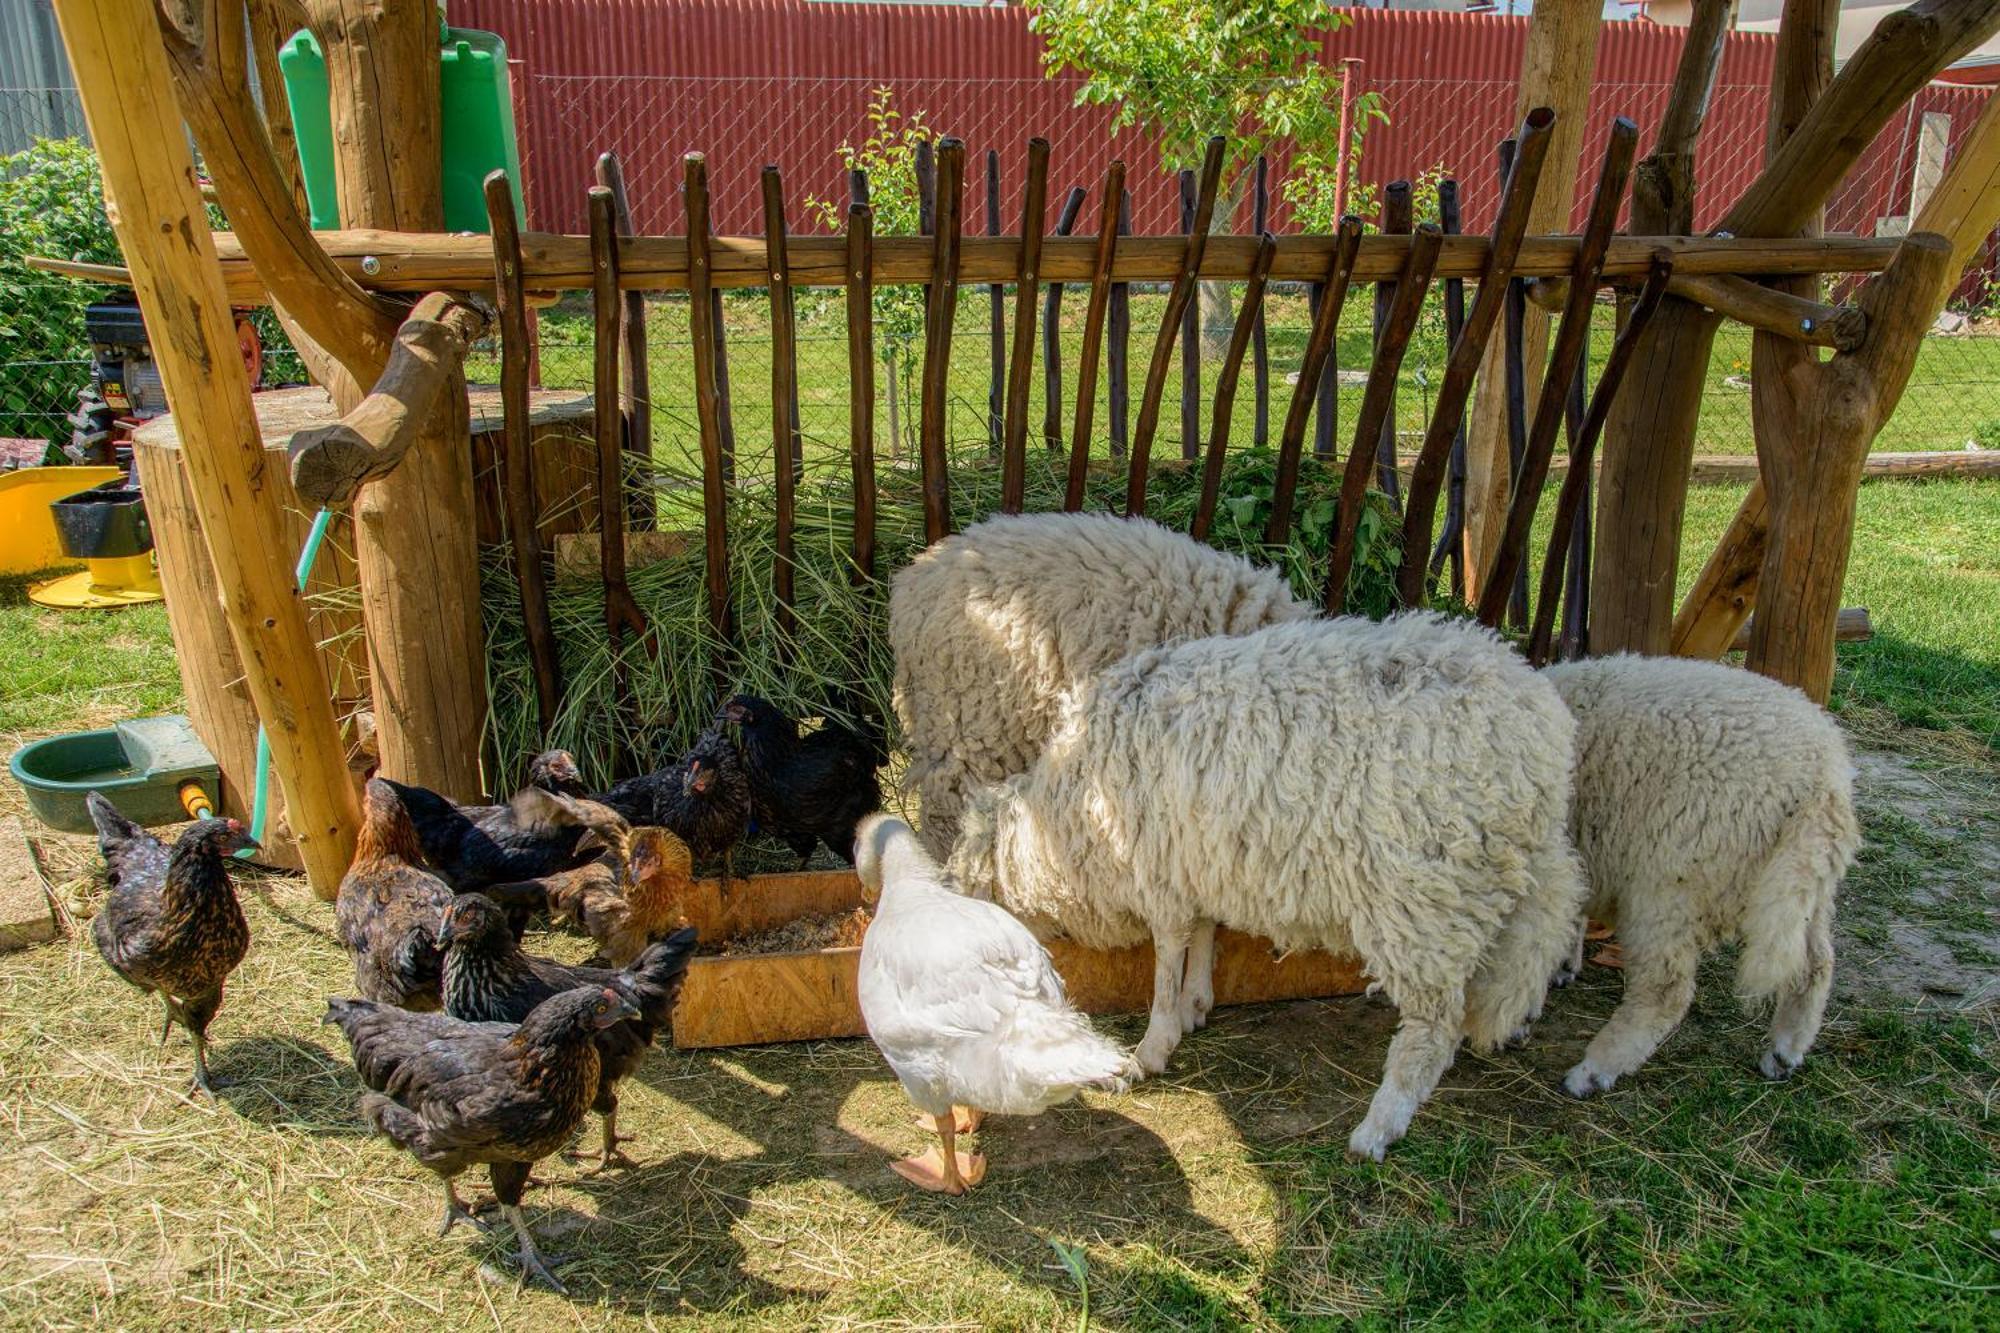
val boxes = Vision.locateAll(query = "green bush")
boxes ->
[0,138,121,441]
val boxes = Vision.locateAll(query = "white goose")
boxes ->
[854,814,1132,1194]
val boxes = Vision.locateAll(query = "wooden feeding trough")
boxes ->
[667,868,1369,1050]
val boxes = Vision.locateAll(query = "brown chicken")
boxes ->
[439,894,697,1168]
[335,779,454,1011]
[323,984,643,1292]
[485,808,697,968]
[87,793,256,1094]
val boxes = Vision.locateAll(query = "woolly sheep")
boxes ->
[946,613,1588,1161]
[889,511,1313,856]
[1544,655,1861,1097]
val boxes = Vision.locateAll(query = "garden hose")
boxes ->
[237,507,334,859]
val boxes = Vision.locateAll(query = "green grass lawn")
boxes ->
[0,423,1994,1324]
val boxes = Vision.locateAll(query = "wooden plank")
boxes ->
[1327,222,1442,610]
[594,151,654,531]
[1128,138,1224,516]
[1001,139,1050,515]
[180,229,1911,302]
[846,196,878,584]
[918,139,965,544]
[683,154,733,653]
[1265,218,1363,546]
[1735,606,1870,653]
[1042,187,1088,455]
[1065,162,1127,512]
[762,167,801,644]
[1477,119,1640,629]
[1192,233,1277,542]
[1528,254,1674,665]
[485,171,561,739]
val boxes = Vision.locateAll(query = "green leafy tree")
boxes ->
[808,88,935,457]
[1028,0,1385,343]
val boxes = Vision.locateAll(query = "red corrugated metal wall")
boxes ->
[451,0,1988,268]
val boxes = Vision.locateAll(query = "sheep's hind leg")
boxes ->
[1179,922,1217,1034]
[1762,900,1834,1081]
[1346,995,1463,1162]
[1133,931,1190,1076]
[1564,943,1698,1098]
[1551,920,1586,989]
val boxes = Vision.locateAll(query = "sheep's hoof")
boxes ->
[1177,994,1211,1035]
[1758,1049,1802,1082]
[1501,1024,1534,1051]
[1562,1064,1614,1099]
[1343,1125,1392,1164]
[1550,963,1580,989]
[1134,1033,1179,1076]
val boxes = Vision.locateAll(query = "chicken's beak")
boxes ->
[435,915,456,948]
[683,761,711,796]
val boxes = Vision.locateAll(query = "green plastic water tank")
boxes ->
[277,25,524,234]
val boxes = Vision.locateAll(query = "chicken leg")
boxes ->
[437,1179,492,1236]
[891,1112,987,1195]
[502,1202,568,1293]
[568,1108,639,1173]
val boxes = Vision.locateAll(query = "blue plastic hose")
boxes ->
[237,507,335,858]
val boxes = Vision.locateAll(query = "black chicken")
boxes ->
[726,695,884,867]
[595,721,751,879]
[87,794,256,1094]
[335,779,456,1010]
[323,984,643,1292]
[379,754,604,892]
[438,893,696,1169]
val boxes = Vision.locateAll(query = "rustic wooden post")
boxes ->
[1463,0,1604,602]
[1193,233,1277,542]
[1266,219,1364,545]
[1128,137,1224,516]
[484,171,561,738]
[1596,0,2000,656]
[1042,187,1088,455]
[762,166,802,642]
[1177,170,1201,462]
[54,0,358,894]
[594,152,655,531]
[1674,78,2000,660]
[1001,139,1050,515]
[1064,162,1125,511]
[1371,180,1414,500]
[846,190,878,585]
[299,0,485,800]
[684,154,733,652]
[918,139,965,543]
[1109,189,1132,461]
[1251,155,1271,448]
[986,148,1005,456]
[589,187,653,758]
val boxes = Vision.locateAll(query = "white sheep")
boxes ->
[890,511,1313,856]
[1544,655,1861,1097]
[946,613,1588,1161]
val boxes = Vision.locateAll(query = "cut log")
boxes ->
[1733,607,1870,654]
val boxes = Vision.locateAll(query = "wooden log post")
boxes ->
[303,0,486,800]
[1193,233,1277,543]
[1266,218,1364,546]
[594,152,655,531]
[1042,187,1088,454]
[589,185,654,747]
[1675,77,2000,659]
[1001,139,1050,516]
[53,0,358,894]
[845,188,877,584]
[684,155,733,653]
[1128,137,1224,516]
[918,139,965,543]
[1064,162,1125,512]
[1463,0,1604,602]
[1251,155,1271,448]
[1594,0,2000,658]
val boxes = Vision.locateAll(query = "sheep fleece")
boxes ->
[1545,655,1860,1091]
[948,613,1586,1053]
[890,512,1312,853]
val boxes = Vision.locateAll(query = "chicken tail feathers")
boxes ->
[615,926,699,1026]
[86,790,144,852]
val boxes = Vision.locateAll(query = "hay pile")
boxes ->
[481,439,1401,791]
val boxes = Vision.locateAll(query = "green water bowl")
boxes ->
[10,715,219,833]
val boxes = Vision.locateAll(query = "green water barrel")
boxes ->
[277,25,524,234]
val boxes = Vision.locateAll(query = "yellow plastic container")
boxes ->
[0,466,124,575]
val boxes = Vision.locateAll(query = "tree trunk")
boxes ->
[305,0,487,800]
